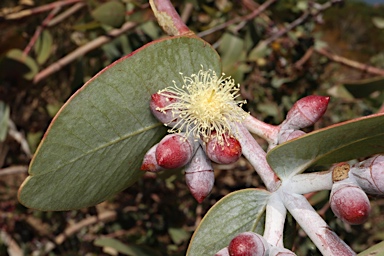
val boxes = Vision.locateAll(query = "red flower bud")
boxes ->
[330,179,371,225]
[282,95,330,130]
[206,133,242,164]
[185,147,214,203]
[141,143,164,172]
[228,232,269,256]
[150,92,178,125]
[215,247,230,256]
[350,155,384,195]
[156,133,196,169]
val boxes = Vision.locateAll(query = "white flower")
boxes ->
[157,67,247,146]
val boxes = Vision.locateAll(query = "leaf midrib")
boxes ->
[30,122,163,175]
[287,131,384,178]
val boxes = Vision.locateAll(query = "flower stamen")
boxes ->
[157,67,247,146]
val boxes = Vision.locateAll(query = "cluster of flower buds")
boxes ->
[277,95,330,145]
[329,162,371,225]
[215,232,296,256]
[141,92,243,202]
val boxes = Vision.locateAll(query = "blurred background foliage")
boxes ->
[1,0,384,255]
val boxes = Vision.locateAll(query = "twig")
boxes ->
[54,210,117,245]
[263,0,342,46]
[315,48,384,77]
[2,0,83,20]
[149,0,192,36]
[197,0,277,38]
[0,165,28,176]
[33,21,137,83]
[0,230,23,256]
[47,2,86,27]
[7,119,32,158]
[23,6,62,57]
[294,46,314,69]
[180,2,194,24]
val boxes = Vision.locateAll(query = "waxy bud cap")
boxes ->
[150,92,178,125]
[141,143,163,172]
[215,247,230,256]
[185,147,214,203]
[206,133,242,164]
[330,179,371,225]
[156,133,196,169]
[228,232,269,256]
[283,95,330,130]
[350,155,384,195]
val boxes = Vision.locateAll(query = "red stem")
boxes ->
[149,0,192,36]
[23,7,61,57]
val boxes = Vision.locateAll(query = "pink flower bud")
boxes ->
[206,133,242,164]
[215,247,230,256]
[330,179,371,225]
[282,95,330,130]
[269,246,296,256]
[350,155,384,195]
[150,92,178,125]
[228,232,269,256]
[141,143,164,172]
[185,147,214,203]
[278,129,306,144]
[156,133,196,169]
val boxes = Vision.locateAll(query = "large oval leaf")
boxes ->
[267,113,384,179]
[187,189,270,256]
[18,36,221,211]
[343,76,384,98]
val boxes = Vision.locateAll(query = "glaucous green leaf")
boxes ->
[187,189,270,256]
[4,49,38,80]
[91,1,126,28]
[358,240,384,256]
[34,30,53,65]
[267,113,384,179]
[0,101,10,141]
[343,77,384,98]
[18,36,221,211]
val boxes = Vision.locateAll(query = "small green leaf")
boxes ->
[357,240,384,256]
[34,30,53,65]
[94,237,161,256]
[168,227,190,244]
[372,17,384,29]
[18,36,221,211]
[187,189,270,256]
[342,77,384,98]
[267,113,384,179]
[0,101,10,141]
[4,49,39,80]
[91,1,126,28]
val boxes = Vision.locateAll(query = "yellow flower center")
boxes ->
[157,68,247,146]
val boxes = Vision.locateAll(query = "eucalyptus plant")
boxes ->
[17,1,384,255]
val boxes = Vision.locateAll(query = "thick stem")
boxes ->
[242,115,279,145]
[286,170,333,195]
[279,189,356,256]
[149,0,193,36]
[263,192,286,247]
[235,123,280,191]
